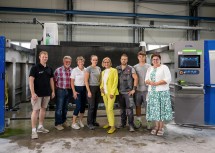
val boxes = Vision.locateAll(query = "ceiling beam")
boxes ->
[104,0,214,6]
[191,0,206,7]
[1,7,215,21]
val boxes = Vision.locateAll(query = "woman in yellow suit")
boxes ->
[100,57,119,134]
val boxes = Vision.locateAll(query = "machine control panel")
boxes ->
[179,69,199,75]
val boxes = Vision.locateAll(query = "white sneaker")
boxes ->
[72,123,80,130]
[31,131,38,139]
[134,120,142,129]
[129,125,135,132]
[79,120,84,128]
[37,127,49,133]
[146,121,152,130]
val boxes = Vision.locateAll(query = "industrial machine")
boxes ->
[174,41,215,125]
[204,40,215,125]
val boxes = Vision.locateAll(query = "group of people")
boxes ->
[29,50,173,139]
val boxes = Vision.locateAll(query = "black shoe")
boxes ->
[93,122,100,127]
[116,124,126,129]
[87,124,95,130]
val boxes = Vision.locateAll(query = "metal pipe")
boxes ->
[1,20,215,31]
[66,0,69,41]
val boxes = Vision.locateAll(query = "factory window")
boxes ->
[21,42,30,49]
[147,44,167,51]
[11,41,31,49]
[11,41,20,46]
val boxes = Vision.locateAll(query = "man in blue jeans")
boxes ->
[54,56,73,130]
[116,54,138,132]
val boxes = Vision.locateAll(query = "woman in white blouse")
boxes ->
[145,53,172,136]
[70,56,87,130]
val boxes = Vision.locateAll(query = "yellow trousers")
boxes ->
[103,94,116,127]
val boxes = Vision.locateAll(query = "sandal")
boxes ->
[157,128,164,136]
[151,128,158,135]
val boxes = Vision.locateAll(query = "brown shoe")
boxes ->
[62,121,70,128]
[55,125,64,131]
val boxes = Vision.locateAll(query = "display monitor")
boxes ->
[178,55,200,68]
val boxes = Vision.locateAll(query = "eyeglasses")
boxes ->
[103,62,110,63]
[152,59,160,61]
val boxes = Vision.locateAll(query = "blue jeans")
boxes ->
[73,86,87,116]
[55,88,72,126]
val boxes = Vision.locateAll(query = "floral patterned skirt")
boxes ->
[146,90,173,121]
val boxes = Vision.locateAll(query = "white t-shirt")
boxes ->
[103,68,110,94]
[70,66,86,86]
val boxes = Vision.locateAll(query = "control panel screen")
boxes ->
[178,55,200,68]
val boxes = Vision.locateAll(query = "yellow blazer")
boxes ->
[100,67,119,96]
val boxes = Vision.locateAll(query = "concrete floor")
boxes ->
[1,103,215,153]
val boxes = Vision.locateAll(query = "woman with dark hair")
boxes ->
[145,53,173,136]
[85,55,101,130]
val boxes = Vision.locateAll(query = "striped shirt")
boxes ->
[54,66,72,89]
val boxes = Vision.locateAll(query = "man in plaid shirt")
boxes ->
[54,56,73,130]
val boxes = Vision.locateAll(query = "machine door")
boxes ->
[0,36,5,133]
[204,41,215,125]
[174,85,204,125]
[174,41,205,125]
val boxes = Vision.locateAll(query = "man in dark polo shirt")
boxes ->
[29,51,55,139]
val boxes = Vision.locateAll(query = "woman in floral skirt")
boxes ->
[145,53,172,136]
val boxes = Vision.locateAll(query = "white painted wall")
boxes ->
[0,13,66,42]
[72,16,133,42]
[199,6,215,17]
[0,0,66,9]
[73,0,133,12]
[199,22,215,40]
[0,0,215,44]
[138,3,188,16]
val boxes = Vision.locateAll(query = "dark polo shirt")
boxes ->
[29,63,54,97]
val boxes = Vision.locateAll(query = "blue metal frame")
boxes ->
[1,7,215,21]
[0,36,5,133]
[204,40,215,125]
